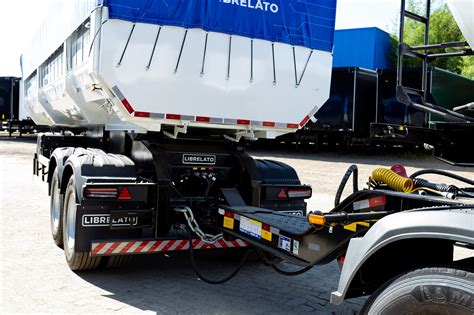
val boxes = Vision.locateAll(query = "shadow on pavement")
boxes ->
[77,250,363,314]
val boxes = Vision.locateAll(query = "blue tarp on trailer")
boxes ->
[333,27,393,70]
[104,0,337,52]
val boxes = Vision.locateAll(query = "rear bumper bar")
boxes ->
[91,238,248,256]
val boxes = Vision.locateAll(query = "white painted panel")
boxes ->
[448,0,474,48]
[97,20,332,132]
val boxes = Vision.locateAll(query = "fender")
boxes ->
[48,147,80,193]
[330,208,474,305]
[62,149,136,202]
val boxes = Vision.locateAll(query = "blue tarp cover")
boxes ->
[103,0,337,52]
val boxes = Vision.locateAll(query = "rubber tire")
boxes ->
[50,168,63,247]
[63,177,101,271]
[103,255,133,269]
[361,267,474,315]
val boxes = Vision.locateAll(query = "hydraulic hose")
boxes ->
[335,165,359,206]
[412,178,458,194]
[410,169,474,186]
[372,168,414,193]
[186,228,251,285]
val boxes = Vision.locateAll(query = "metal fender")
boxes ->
[330,208,474,305]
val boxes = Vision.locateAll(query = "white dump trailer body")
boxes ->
[448,0,474,49]
[22,0,337,138]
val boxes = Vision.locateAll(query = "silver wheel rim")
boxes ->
[50,179,61,235]
[64,189,76,260]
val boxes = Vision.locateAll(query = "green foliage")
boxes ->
[394,0,473,79]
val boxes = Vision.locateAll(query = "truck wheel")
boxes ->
[50,168,63,247]
[62,177,101,271]
[361,267,474,315]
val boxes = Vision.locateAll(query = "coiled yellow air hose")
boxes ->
[372,168,414,193]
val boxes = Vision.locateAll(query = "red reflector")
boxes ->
[287,123,299,129]
[237,119,250,125]
[196,116,211,123]
[166,114,181,120]
[121,99,134,114]
[287,188,312,199]
[263,121,276,127]
[262,224,271,231]
[224,211,234,218]
[338,255,345,268]
[84,188,118,198]
[135,111,150,118]
[369,196,386,207]
[118,187,132,200]
[278,188,288,200]
[300,115,310,127]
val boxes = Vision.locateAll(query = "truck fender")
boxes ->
[61,149,136,202]
[330,208,474,305]
[48,147,84,193]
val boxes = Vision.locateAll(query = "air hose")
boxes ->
[412,178,457,194]
[372,168,414,192]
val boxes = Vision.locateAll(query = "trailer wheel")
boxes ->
[62,177,101,270]
[361,267,474,315]
[50,168,63,247]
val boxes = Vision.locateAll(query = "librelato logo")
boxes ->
[220,0,279,14]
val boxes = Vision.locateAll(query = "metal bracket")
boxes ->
[224,128,257,142]
[164,124,188,139]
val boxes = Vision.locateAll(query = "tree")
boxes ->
[393,0,473,79]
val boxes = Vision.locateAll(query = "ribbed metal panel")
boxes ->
[333,27,392,70]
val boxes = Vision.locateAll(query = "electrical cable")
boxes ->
[410,169,474,186]
[186,227,251,284]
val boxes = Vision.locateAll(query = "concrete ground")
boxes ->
[1,137,473,314]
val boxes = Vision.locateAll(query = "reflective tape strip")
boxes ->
[141,241,155,253]
[127,109,296,130]
[236,239,247,246]
[128,242,141,253]
[105,242,121,255]
[91,239,248,256]
[121,242,137,254]
[300,115,310,127]
[111,86,125,100]
[112,86,134,114]
[91,242,106,255]
[354,196,387,211]
[113,242,129,254]
[134,240,151,253]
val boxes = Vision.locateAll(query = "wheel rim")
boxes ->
[50,179,61,235]
[64,188,76,259]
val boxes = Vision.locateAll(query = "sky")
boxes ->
[0,0,402,77]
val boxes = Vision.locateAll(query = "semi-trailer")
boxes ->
[24,0,473,313]
[0,77,35,136]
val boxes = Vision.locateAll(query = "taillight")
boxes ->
[84,188,118,198]
[287,187,312,199]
